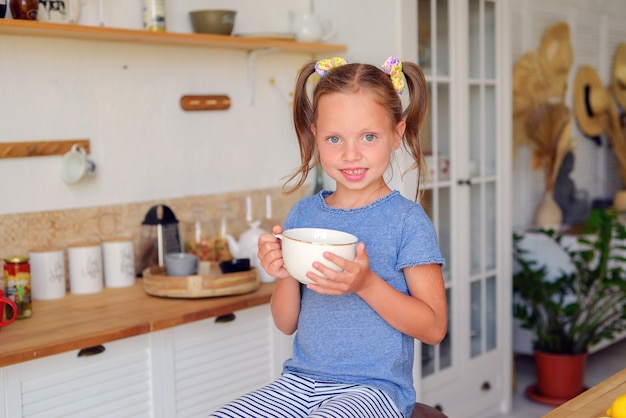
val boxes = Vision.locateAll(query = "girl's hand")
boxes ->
[257,226,292,280]
[307,242,374,295]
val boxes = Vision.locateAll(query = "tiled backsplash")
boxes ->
[0,187,307,288]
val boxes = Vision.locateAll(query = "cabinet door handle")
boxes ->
[457,178,472,186]
[77,345,106,357]
[215,313,236,323]
[481,381,491,391]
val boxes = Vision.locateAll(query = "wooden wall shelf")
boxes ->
[0,139,90,159]
[0,19,347,54]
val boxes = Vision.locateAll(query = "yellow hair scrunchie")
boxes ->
[381,56,405,94]
[315,57,348,77]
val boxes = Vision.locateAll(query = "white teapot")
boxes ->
[225,221,274,283]
[289,11,336,43]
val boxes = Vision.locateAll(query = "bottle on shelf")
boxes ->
[10,0,38,20]
[142,0,166,32]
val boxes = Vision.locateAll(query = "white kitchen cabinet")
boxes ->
[3,334,153,418]
[400,0,513,416]
[0,367,6,417]
[152,304,289,418]
[1,304,291,418]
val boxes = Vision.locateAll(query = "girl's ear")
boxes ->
[310,123,317,137]
[393,121,406,150]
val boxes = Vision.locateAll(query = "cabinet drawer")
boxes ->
[6,334,152,418]
[171,304,274,417]
[421,369,503,418]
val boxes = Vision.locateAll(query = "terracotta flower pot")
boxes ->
[534,350,587,400]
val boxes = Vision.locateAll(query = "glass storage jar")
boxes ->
[183,206,216,262]
[4,254,32,319]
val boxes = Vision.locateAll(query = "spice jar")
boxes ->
[3,255,32,319]
[9,0,38,20]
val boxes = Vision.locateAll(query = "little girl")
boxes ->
[210,57,447,418]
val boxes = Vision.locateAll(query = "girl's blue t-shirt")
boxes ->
[281,190,444,417]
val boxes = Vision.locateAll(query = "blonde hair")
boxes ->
[285,60,429,199]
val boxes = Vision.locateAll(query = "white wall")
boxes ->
[510,0,626,229]
[0,0,398,216]
[8,0,623,230]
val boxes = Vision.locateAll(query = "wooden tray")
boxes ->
[142,265,260,298]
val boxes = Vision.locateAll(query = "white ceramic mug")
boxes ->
[276,228,357,285]
[289,12,336,42]
[102,238,136,288]
[29,247,66,300]
[68,242,103,294]
[37,0,81,24]
[61,144,95,184]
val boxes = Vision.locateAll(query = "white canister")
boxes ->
[68,242,103,294]
[102,238,136,288]
[29,247,66,300]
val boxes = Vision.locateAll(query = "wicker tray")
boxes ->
[142,265,260,298]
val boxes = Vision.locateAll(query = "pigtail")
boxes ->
[283,61,318,194]
[400,62,430,198]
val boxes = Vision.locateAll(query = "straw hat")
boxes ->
[611,43,626,109]
[573,65,610,138]
[513,52,550,147]
[538,22,573,101]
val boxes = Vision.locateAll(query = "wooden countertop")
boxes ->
[543,367,626,417]
[0,280,274,367]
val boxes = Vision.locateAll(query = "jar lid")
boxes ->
[68,242,100,248]
[102,237,133,243]
[4,255,30,263]
[29,247,64,253]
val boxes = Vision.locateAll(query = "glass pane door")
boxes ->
[467,0,498,358]
[418,0,452,379]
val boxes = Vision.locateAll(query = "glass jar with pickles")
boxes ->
[4,254,32,319]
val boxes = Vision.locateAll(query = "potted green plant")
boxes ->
[513,208,626,405]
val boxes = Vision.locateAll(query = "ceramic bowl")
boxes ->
[277,228,358,285]
[189,10,236,35]
[219,258,250,274]
[165,252,199,276]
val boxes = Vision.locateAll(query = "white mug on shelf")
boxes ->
[68,242,103,294]
[29,247,66,300]
[61,144,96,183]
[37,0,81,24]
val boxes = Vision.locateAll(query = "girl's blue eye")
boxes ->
[327,136,341,144]
[364,134,376,142]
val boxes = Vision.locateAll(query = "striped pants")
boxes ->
[209,373,405,418]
